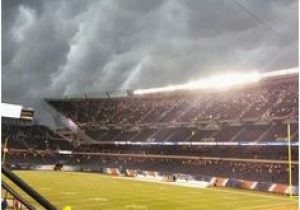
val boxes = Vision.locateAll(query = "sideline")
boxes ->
[112,176,298,203]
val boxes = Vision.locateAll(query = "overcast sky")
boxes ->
[2,0,298,125]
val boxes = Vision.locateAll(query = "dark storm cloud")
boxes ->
[2,0,298,125]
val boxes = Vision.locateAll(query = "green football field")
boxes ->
[3,171,298,210]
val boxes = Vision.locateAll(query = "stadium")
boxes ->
[1,0,299,210]
[1,68,299,209]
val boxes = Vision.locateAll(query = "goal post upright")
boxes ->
[2,138,9,165]
[287,122,292,198]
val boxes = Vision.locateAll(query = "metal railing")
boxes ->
[2,181,37,210]
[2,166,57,210]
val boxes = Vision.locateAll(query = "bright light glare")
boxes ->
[133,68,298,95]
[134,71,260,95]
[260,68,299,78]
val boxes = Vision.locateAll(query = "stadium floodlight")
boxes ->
[133,68,299,95]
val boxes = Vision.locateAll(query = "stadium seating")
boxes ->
[47,78,297,125]
[46,77,298,144]
[2,124,73,150]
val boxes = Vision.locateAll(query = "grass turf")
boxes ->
[3,171,298,210]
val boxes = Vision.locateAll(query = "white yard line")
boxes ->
[125,204,148,209]
[86,197,109,201]
[60,192,77,195]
